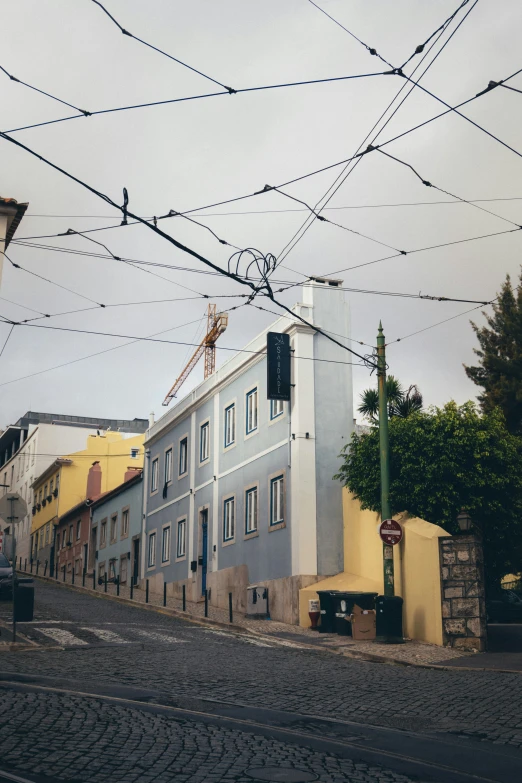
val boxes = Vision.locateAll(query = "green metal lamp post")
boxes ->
[377,322,395,597]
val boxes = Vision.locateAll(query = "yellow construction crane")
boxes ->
[162,304,228,406]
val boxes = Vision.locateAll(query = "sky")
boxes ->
[1,0,521,429]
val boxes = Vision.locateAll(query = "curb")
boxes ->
[30,577,520,674]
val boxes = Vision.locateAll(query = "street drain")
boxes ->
[246,769,318,782]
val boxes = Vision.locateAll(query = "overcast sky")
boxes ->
[1,0,521,429]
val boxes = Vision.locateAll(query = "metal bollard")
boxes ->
[30,561,33,574]
[163,582,167,607]
[82,570,86,587]
[204,589,208,618]
[116,576,120,597]
[44,561,48,577]
[24,559,27,572]
[36,561,39,575]
[182,584,186,611]
[19,556,22,570]
[146,579,149,603]
[104,573,107,593]
[92,570,96,590]
[130,578,134,600]
[72,568,75,585]
[62,566,66,582]
[229,592,233,623]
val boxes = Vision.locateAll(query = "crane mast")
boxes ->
[162,304,228,406]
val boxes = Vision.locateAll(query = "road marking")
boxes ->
[79,627,130,644]
[134,629,187,644]
[37,628,88,646]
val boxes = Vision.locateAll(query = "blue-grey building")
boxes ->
[90,469,143,585]
[143,280,354,624]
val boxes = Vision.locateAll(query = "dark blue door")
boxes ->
[201,512,208,596]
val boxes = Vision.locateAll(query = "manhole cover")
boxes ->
[246,769,318,782]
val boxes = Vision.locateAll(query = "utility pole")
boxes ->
[377,322,394,597]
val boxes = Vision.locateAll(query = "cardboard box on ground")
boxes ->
[350,603,376,640]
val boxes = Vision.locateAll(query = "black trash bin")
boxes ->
[333,592,378,636]
[317,591,339,633]
[14,577,34,622]
[375,595,404,642]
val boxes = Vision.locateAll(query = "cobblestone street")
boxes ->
[0,582,521,783]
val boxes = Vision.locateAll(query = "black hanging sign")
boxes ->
[267,332,291,401]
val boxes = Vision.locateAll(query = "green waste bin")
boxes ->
[333,592,378,636]
[317,590,339,633]
[14,577,34,622]
[375,595,404,642]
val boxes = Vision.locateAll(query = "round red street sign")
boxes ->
[379,518,403,545]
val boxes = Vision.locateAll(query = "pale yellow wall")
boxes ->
[32,433,144,534]
[299,489,450,645]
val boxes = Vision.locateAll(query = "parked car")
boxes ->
[487,589,522,623]
[0,553,16,599]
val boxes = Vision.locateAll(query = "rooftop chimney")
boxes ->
[149,411,155,428]
[124,467,142,483]
[86,461,102,499]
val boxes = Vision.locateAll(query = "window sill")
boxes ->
[223,442,236,453]
[269,521,286,533]
[244,428,259,442]
[175,555,187,563]
[244,530,259,541]
[178,472,188,481]
[161,560,170,568]
[222,538,236,548]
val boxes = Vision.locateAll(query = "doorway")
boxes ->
[132,538,140,585]
[201,509,208,596]
[88,527,97,570]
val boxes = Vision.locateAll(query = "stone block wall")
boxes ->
[439,534,487,651]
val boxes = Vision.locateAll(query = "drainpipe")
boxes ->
[140,449,150,583]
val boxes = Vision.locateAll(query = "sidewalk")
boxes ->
[30,568,474,667]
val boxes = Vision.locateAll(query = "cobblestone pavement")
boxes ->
[0,582,521,782]
[0,688,418,783]
[30,572,470,665]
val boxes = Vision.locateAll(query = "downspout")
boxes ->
[140,449,150,584]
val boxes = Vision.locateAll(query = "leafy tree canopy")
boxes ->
[464,271,522,435]
[336,401,522,584]
[358,375,423,423]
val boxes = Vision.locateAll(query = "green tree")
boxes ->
[464,271,522,435]
[336,401,522,584]
[358,375,423,423]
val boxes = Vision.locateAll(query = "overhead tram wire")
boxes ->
[90,0,235,92]
[387,300,497,346]
[3,70,388,135]
[370,148,522,228]
[9,235,499,304]
[305,0,393,68]
[0,132,374,368]
[0,64,90,116]
[275,0,479,272]
[0,324,15,358]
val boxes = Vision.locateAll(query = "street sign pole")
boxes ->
[377,322,394,597]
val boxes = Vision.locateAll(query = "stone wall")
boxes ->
[439,534,487,651]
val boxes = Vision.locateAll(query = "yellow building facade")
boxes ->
[30,432,144,558]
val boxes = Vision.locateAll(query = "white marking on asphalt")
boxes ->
[135,629,187,644]
[37,628,88,646]
[79,627,130,644]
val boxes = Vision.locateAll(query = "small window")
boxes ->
[130,448,139,459]
[270,399,284,419]
[44,483,48,498]
[245,487,258,534]
[270,475,284,526]
[165,448,173,484]
[109,559,117,580]
[151,458,159,493]
[148,532,156,567]
[224,404,235,448]
[223,497,235,542]
[179,437,188,476]
[120,556,128,584]
[98,562,106,580]
[45,523,50,545]
[55,474,60,492]
[75,558,82,575]
[177,519,186,558]
[100,520,107,546]
[68,524,73,544]
[76,519,81,540]
[38,488,42,503]
[200,422,210,463]
[162,526,171,563]
[121,508,129,537]
[61,531,66,549]
[50,479,54,494]
[110,514,117,543]
[246,388,258,434]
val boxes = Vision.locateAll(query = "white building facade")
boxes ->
[143,280,354,624]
